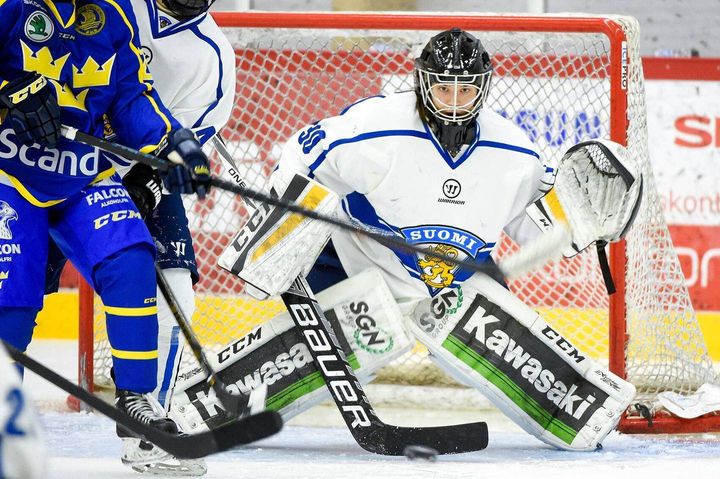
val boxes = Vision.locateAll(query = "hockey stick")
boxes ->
[155,265,268,418]
[211,136,489,455]
[3,342,282,459]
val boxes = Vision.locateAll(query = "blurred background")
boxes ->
[211,0,720,57]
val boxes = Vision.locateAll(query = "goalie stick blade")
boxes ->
[3,342,283,459]
[358,421,489,456]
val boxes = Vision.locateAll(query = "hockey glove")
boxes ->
[122,163,163,219]
[159,128,211,199]
[0,72,61,147]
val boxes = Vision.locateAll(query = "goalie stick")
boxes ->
[211,136,489,455]
[3,342,282,459]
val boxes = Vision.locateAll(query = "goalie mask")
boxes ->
[414,28,493,156]
[158,0,215,19]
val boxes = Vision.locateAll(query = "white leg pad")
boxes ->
[409,273,636,451]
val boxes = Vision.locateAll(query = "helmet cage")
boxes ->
[417,68,492,123]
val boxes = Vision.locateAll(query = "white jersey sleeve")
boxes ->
[130,0,236,145]
[0,349,45,479]
[272,95,392,197]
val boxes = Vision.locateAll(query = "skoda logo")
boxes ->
[442,179,461,199]
[25,12,54,42]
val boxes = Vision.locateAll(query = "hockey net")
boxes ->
[77,12,719,433]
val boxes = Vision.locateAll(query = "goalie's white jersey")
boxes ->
[274,92,553,309]
[130,0,236,144]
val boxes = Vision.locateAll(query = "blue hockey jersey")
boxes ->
[0,0,180,206]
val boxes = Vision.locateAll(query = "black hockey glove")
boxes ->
[122,163,163,219]
[0,72,61,147]
[158,128,211,199]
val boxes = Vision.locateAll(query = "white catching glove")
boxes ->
[218,173,340,300]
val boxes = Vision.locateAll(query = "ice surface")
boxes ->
[23,340,720,479]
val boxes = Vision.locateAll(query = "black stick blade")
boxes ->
[358,421,489,455]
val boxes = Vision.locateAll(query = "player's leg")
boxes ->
[141,192,208,476]
[49,179,182,462]
[0,344,46,479]
[145,192,198,409]
[0,184,48,370]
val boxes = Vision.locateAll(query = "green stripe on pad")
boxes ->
[443,334,578,444]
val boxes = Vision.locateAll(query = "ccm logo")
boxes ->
[674,116,720,148]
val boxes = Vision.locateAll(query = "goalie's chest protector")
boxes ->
[320,93,543,297]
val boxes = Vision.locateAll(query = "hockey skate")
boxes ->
[116,389,207,476]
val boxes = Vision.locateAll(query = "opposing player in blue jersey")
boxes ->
[37,0,235,474]
[0,0,210,461]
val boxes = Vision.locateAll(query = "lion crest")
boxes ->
[418,244,459,288]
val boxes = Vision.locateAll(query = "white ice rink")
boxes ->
[24,341,720,479]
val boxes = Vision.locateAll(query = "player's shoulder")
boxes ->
[477,109,540,159]
[335,91,418,130]
[85,0,140,36]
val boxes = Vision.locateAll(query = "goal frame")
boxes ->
[73,11,720,435]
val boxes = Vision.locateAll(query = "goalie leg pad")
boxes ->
[409,274,636,451]
[169,268,412,432]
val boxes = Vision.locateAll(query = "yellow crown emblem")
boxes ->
[21,41,70,81]
[0,271,8,280]
[49,81,89,111]
[72,54,116,88]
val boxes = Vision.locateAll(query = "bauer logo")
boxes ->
[0,201,18,240]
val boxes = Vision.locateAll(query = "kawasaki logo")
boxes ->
[460,295,596,421]
[225,342,312,395]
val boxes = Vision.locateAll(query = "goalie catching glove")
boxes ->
[502,139,643,283]
[218,173,340,300]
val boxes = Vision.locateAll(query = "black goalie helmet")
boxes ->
[159,0,215,19]
[414,28,493,125]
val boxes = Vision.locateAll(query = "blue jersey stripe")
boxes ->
[308,129,429,174]
[476,140,540,159]
[190,25,225,131]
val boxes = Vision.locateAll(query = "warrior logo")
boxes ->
[25,12,54,42]
[0,201,18,240]
[171,241,187,257]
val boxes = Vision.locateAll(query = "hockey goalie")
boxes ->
[172,28,643,452]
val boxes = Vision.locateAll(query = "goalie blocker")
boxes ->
[169,269,413,431]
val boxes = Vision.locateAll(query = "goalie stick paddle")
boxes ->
[3,342,282,459]
[281,277,489,455]
[212,137,489,455]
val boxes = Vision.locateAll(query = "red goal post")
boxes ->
[75,11,720,434]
